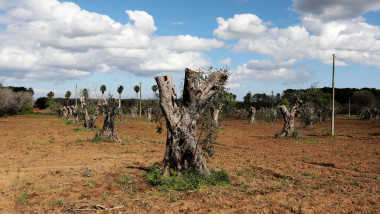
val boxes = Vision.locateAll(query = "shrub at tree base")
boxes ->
[18,105,34,115]
[143,163,231,191]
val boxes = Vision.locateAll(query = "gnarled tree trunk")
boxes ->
[147,107,152,121]
[67,105,74,122]
[130,106,137,118]
[248,107,256,124]
[98,98,120,141]
[234,108,243,119]
[317,110,323,123]
[81,97,103,129]
[61,106,68,118]
[278,98,302,137]
[301,106,315,128]
[155,68,227,175]
[210,104,223,127]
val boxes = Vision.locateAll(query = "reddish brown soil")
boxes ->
[0,114,379,213]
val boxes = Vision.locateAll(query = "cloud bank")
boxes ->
[0,0,223,82]
[214,1,380,84]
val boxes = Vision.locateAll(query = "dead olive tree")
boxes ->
[210,104,223,127]
[61,106,68,118]
[248,107,256,124]
[130,106,137,118]
[300,106,315,128]
[155,68,228,175]
[80,97,103,129]
[97,97,120,141]
[146,107,152,121]
[278,98,302,137]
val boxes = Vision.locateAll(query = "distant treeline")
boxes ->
[237,87,379,115]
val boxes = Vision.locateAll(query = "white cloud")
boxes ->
[170,22,184,25]
[214,12,380,83]
[213,14,267,40]
[226,82,246,89]
[0,0,223,82]
[233,58,311,84]
[292,0,380,21]
[218,58,231,65]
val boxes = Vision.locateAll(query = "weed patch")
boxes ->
[143,164,231,191]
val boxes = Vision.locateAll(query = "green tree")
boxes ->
[47,91,54,99]
[100,85,106,97]
[65,91,71,105]
[117,85,124,100]
[243,91,252,109]
[134,85,140,99]
[151,85,158,99]
[80,88,89,100]
[353,90,375,107]
[301,84,331,109]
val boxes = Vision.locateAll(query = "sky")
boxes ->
[0,0,379,100]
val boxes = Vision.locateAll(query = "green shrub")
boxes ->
[18,105,34,115]
[143,164,231,191]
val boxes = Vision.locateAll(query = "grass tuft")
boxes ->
[143,164,231,191]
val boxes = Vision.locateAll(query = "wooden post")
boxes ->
[331,54,335,136]
[348,97,350,118]
[139,82,142,117]
[271,90,274,109]
[75,83,77,107]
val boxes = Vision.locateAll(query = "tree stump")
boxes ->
[278,98,302,137]
[155,68,228,175]
[147,107,152,121]
[248,107,256,124]
[98,98,120,141]
[130,106,137,118]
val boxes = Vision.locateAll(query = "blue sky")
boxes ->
[0,0,379,100]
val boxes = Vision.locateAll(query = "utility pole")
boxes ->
[75,83,77,107]
[331,54,335,136]
[139,82,142,117]
[271,90,274,109]
[348,97,351,118]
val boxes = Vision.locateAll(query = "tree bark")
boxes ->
[155,68,228,175]
[130,106,137,118]
[81,97,103,129]
[147,107,152,121]
[278,98,302,137]
[98,98,120,141]
[67,106,74,122]
[210,104,223,127]
[248,107,256,124]
[317,110,323,123]
[234,108,243,119]
[61,106,68,118]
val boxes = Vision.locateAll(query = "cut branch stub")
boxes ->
[155,68,228,176]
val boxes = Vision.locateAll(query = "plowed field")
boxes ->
[0,114,379,213]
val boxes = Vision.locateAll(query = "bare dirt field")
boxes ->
[0,114,379,213]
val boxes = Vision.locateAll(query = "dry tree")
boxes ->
[155,68,228,175]
[95,97,121,141]
[278,98,303,137]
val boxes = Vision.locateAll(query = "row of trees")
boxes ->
[239,86,380,116]
[0,85,34,116]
